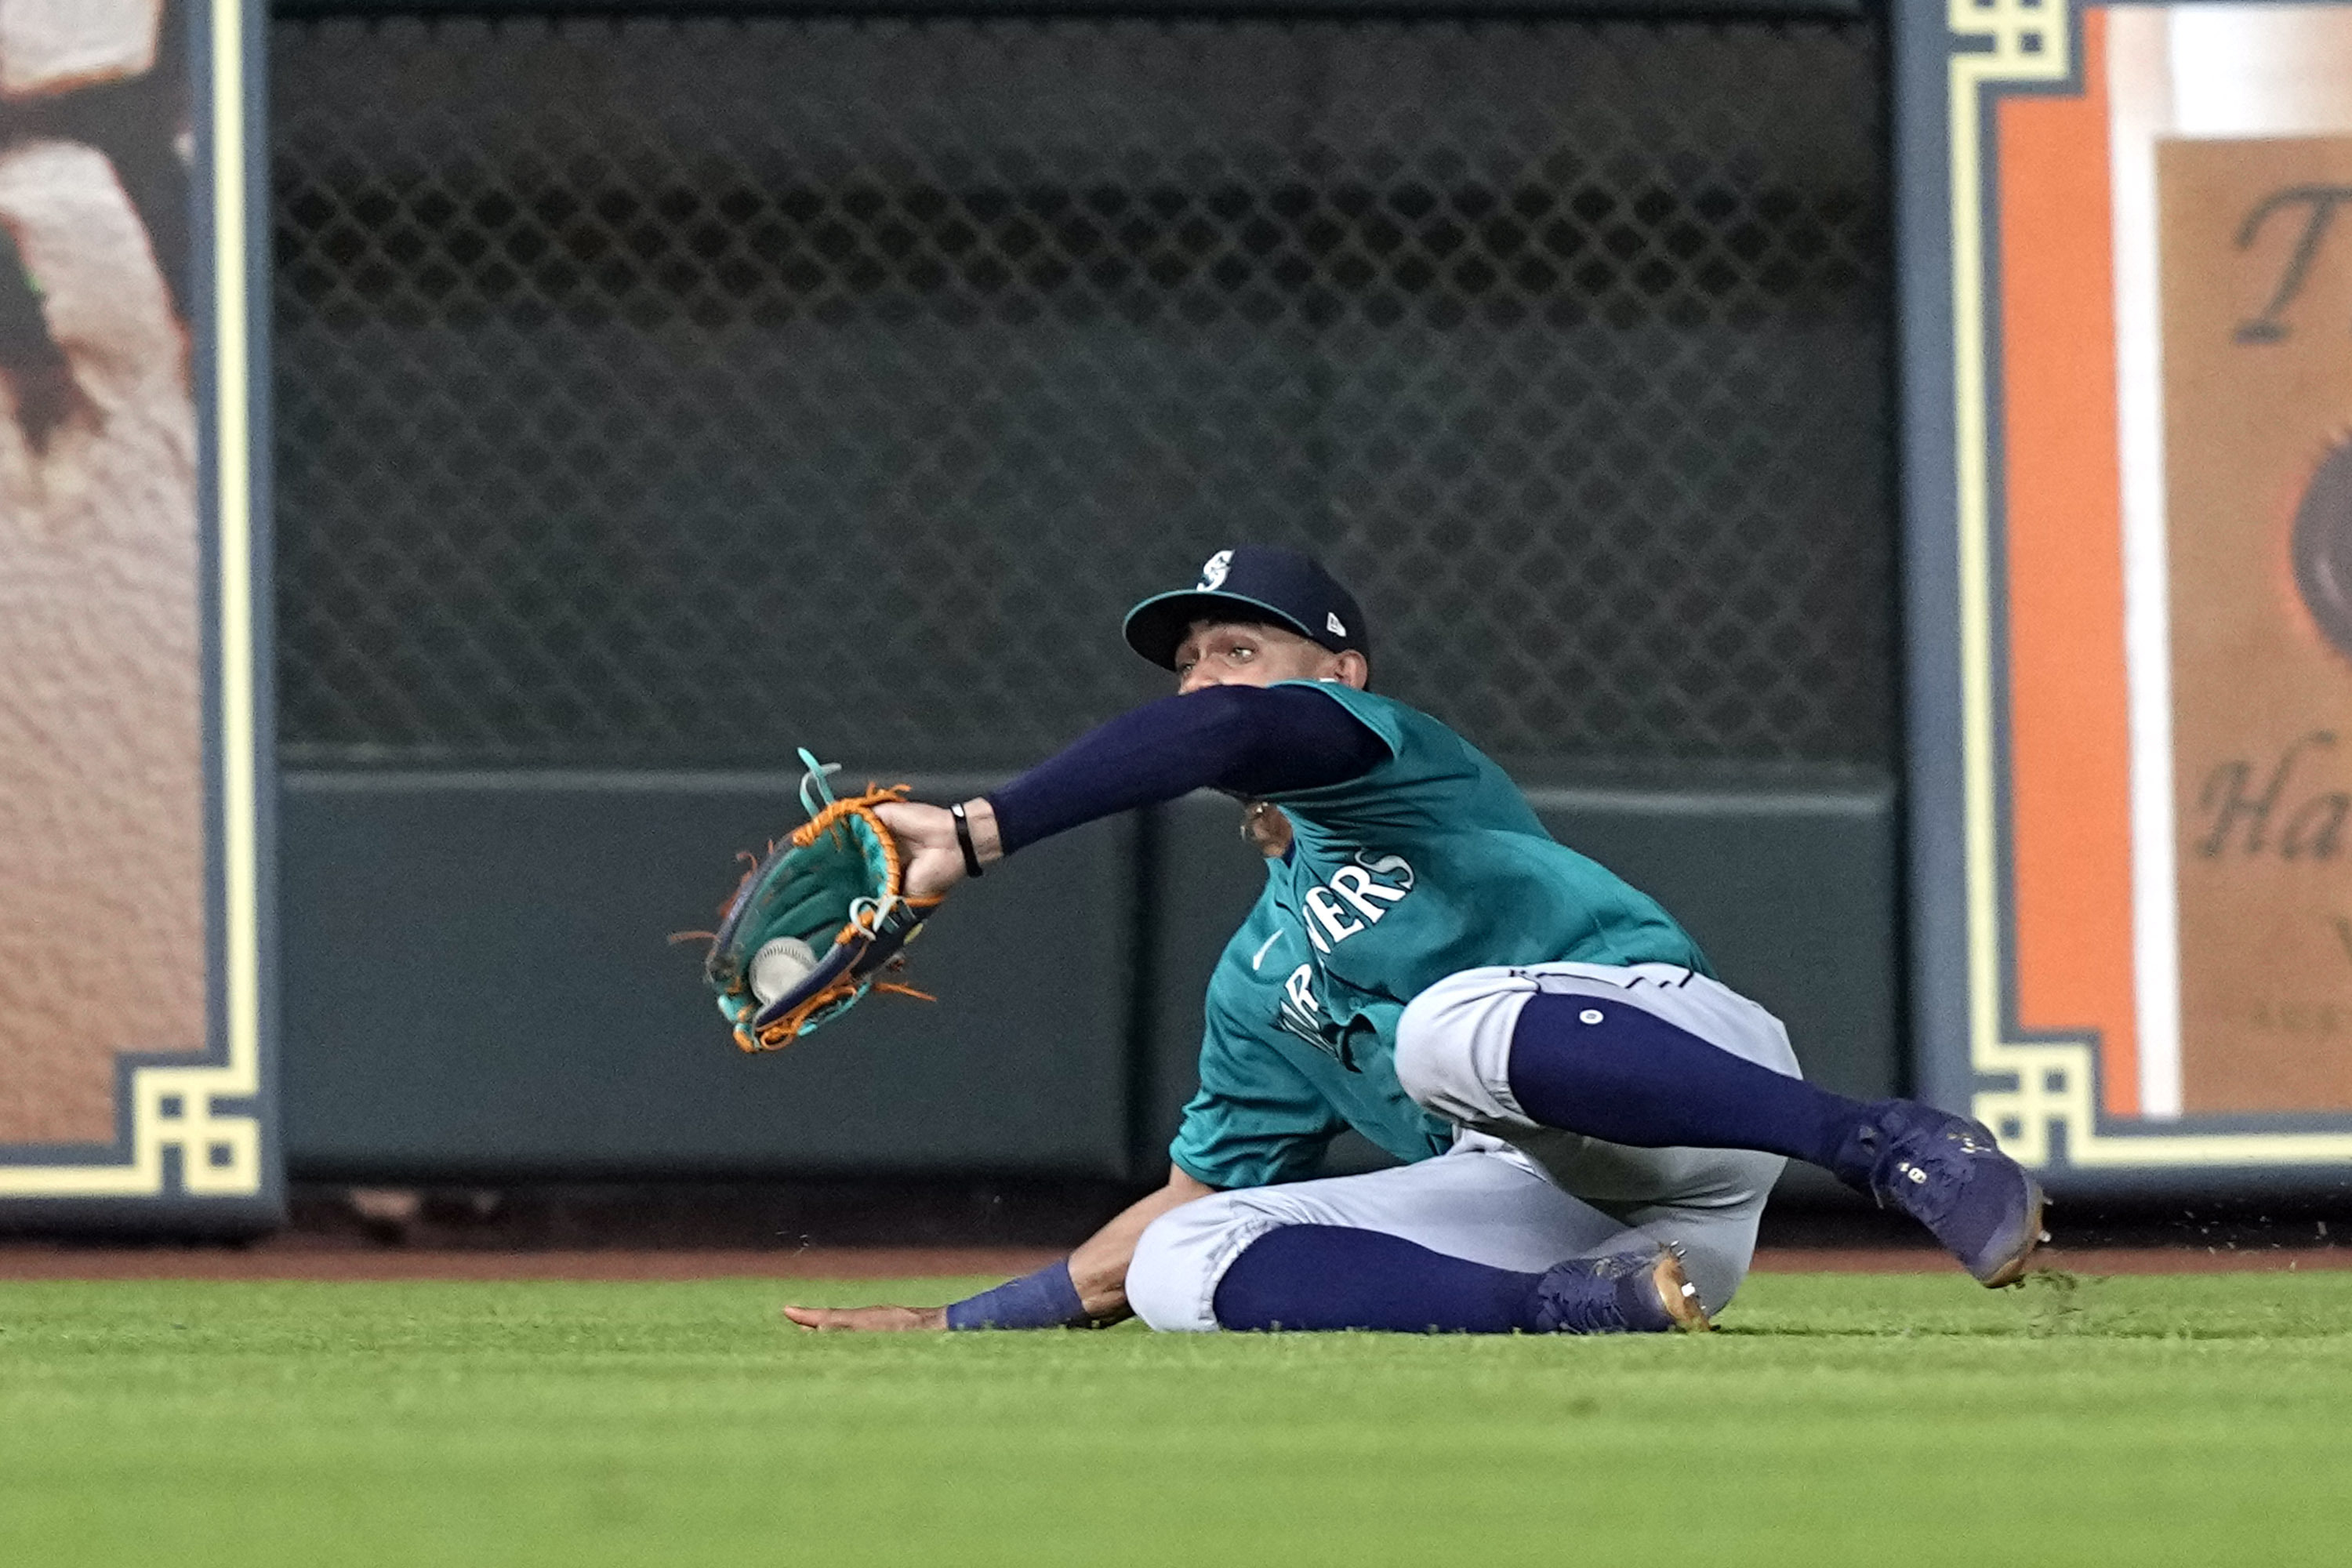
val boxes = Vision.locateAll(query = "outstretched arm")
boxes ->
[782,1166,1218,1331]
[879,684,1388,899]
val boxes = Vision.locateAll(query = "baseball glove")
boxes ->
[699,750,941,1052]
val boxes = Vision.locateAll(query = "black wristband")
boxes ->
[949,801,985,879]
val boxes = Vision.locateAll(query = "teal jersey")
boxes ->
[1171,888,1457,1189]
[1169,683,1709,1190]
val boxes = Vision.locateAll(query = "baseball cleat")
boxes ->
[1838,1100,2047,1287]
[1529,1247,1712,1334]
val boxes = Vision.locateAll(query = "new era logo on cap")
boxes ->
[1327,611,1346,637]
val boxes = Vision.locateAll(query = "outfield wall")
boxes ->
[18,1,2347,1218]
[1,0,1903,1214]
[278,776,1895,1182]
[260,0,1902,1189]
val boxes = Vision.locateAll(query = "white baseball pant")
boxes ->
[1127,962,1800,1331]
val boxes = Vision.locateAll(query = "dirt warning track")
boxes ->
[4,1241,2349,1281]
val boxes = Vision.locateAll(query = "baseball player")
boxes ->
[785,547,2042,1334]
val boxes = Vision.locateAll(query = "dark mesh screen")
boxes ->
[271,13,1893,771]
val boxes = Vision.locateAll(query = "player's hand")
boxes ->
[780,1302,949,1332]
[873,798,1000,902]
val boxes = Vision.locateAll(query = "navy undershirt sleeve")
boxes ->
[987,684,1389,855]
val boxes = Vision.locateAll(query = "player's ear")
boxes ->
[1325,650,1370,691]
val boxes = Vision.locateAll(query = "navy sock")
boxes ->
[1210,1224,1543,1333]
[1504,991,1869,1177]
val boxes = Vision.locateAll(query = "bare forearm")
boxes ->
[1068,1167,1218,1319]
[782,1166,1214,1332]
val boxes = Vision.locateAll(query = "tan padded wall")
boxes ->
[0,137,204,1145]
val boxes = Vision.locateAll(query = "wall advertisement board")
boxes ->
[0,0,274,1228]
[1904,0,2352,1187]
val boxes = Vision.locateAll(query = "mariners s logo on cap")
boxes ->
[1197,550,1232,590]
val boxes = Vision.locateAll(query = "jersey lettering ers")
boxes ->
[1276,851,1414,1051]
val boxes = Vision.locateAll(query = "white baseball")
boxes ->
[749,936,818,1005]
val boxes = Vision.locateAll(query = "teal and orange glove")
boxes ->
[701,750,940,1052]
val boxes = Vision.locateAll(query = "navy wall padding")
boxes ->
[279,774,1136,1179]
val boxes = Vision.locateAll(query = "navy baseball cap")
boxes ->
[1122,546,1370,670]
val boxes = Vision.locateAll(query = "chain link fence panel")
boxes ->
[272,12,1893,773]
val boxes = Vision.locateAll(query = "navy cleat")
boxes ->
[1529,1247,1711,1334]
[1836,1100,2048,1287]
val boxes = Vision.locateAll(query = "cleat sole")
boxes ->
[1653,1251,1713,1332]
[1977,1177,2049,1289]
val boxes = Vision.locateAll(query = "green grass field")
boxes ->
[3,1270,2349,1566]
